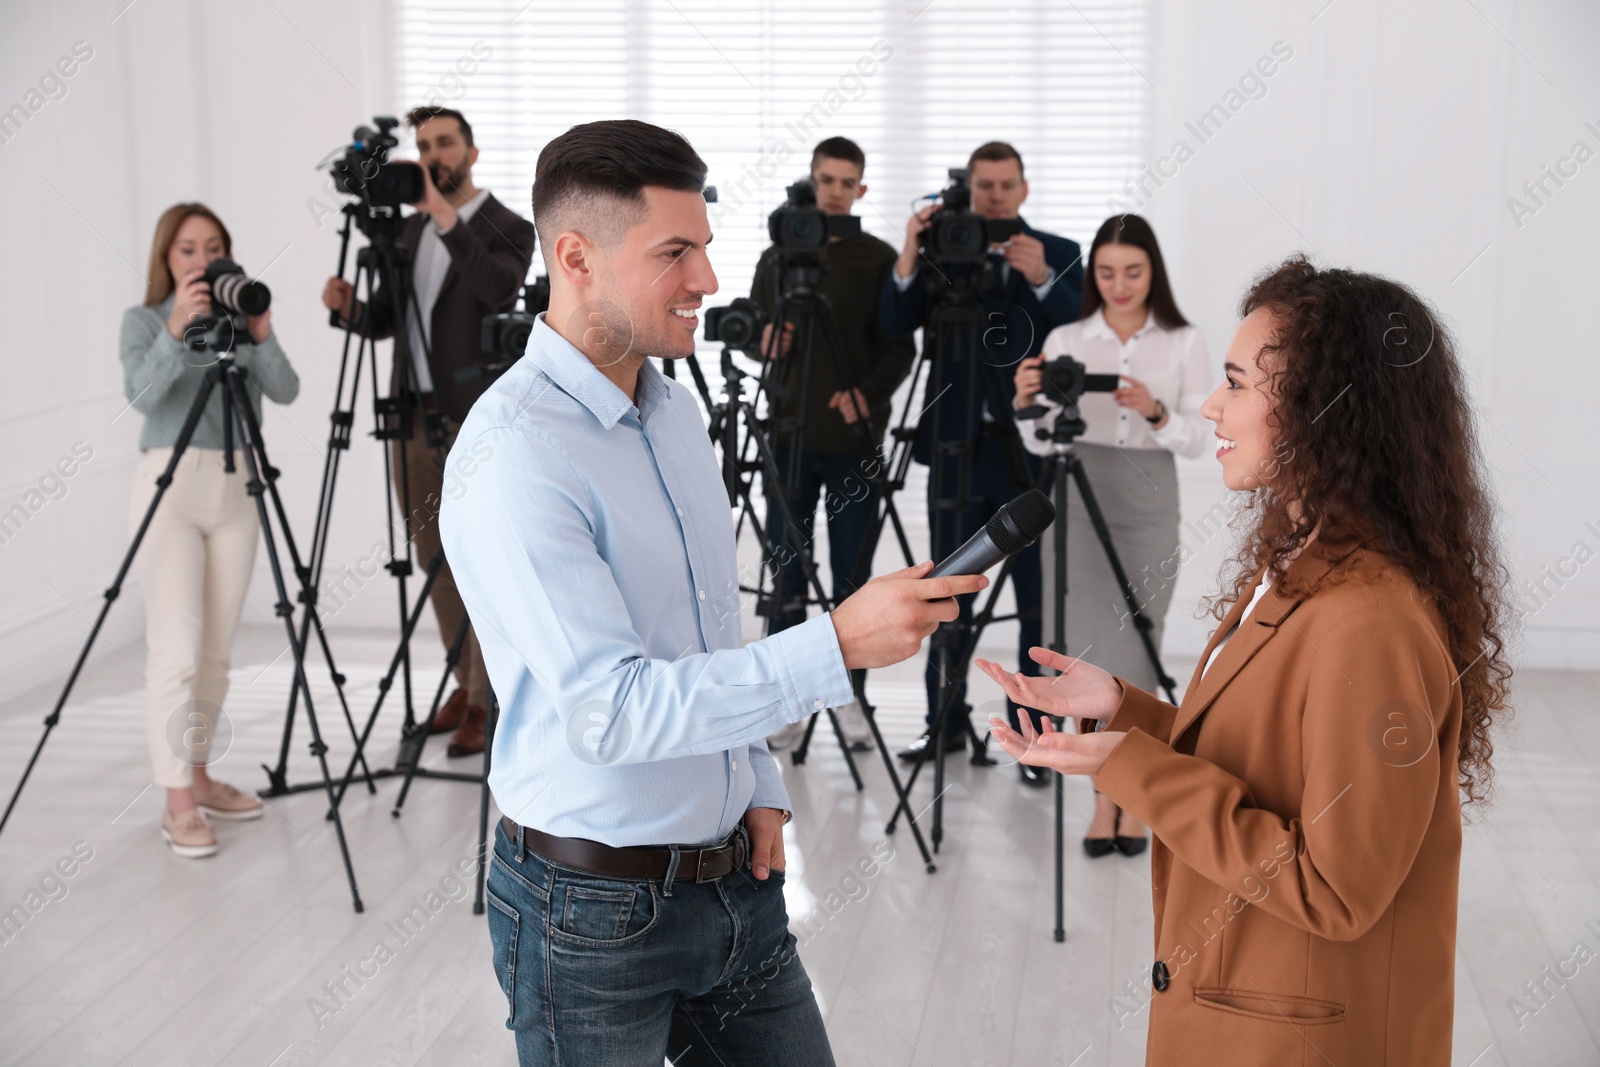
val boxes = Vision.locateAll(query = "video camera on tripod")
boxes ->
[920,168,1024,267]
[769,177,861,251]
[182,258,272,352]
[327,116,426,208]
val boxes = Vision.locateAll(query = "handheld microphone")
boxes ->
[930,489,1055,579]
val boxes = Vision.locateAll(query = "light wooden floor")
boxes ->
[2,625,1598,1066]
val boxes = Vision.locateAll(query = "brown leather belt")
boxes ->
[501,816,747,883]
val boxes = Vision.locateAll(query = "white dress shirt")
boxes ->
[1017,308,1211,458]
[406,187,491,393]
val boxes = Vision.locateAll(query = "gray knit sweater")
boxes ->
[120,295,300,451]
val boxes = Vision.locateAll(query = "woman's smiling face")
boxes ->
[1201,308,1282,491]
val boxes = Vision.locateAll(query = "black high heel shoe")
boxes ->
[1113,809,1149,857]
[1083,799,1118,859]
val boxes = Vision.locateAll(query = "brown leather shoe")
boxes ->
[430,688,468,735]
[447,703,487,757]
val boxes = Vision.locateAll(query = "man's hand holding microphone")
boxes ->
[831,489,1057,669]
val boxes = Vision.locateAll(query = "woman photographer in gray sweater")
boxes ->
[120,202,298,858]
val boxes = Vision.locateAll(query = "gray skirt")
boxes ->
[1038,442,1180,690]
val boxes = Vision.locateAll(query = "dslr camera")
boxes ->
[921,168,1024,266]
[182,259,272,352]
[467,277,551,381]
[328,117,426,207]
[1016,354,1120,442]
[704,298,766,354]
[768,178,862,250]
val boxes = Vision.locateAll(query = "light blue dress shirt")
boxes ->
[440,316,854,848]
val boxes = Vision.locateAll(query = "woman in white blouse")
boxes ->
[1012,214,1208,857]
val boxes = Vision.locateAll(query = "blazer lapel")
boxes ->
[1168,581,1296,742]
[1167,542,1367,742]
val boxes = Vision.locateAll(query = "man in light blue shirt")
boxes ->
[441,119,984,1066]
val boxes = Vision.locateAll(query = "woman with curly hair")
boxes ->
[979,255,1511,1066]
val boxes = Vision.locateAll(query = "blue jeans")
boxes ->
[486,822,836,1066]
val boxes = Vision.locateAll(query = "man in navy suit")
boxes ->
[879,141,1083,786]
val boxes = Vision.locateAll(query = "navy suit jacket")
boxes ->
[878,218,1083,463]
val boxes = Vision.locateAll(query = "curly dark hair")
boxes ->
[1212,255,1512,804]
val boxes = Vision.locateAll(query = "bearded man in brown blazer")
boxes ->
[323,106,536,758]
[983,257,1512,1067]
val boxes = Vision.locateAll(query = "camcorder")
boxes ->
[462,276,551,382]
[182,259,272,352]
[328,116,426,207]
[1016,354,1120,442]
[768,178,861,250]
[704,297,766,354]
[921,168,1024,267]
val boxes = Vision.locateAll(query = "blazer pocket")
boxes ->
[1193,987,1345,1026]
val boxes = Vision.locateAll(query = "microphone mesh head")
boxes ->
[986,489,1056,554]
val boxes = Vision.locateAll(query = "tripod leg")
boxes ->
[268,252,375,796]
[393,610,470,812]
[2,366,230,837]
[1054,768,1066,942]
[474,694,498,916]
[227,368,364,912]
[331,549,447,809]
[1068,460,1180,703]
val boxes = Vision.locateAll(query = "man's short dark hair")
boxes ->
[811,136,865,174]
[406,106,474,148]
[968,140,1024,178]
[531,120,708,259]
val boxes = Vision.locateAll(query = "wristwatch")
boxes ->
[1146,399,1167,426]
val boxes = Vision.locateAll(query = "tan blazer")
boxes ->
[1098,543,1462,1067]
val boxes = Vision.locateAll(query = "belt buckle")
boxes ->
[694,836,740,883]
[694,846,720,883]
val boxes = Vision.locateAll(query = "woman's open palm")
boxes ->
[974,647,1120,722]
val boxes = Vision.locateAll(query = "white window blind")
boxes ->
[395,0,1150,322]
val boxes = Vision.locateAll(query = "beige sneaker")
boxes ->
[162,809,219,858]
[193,779,264,821]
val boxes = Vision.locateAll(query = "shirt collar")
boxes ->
[1080,306,1160,342]
[456,188,491,223]
[525,314,664,430]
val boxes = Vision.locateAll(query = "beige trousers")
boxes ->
[129,448,258,788]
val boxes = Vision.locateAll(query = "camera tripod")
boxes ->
[1028,393,1179,942]
[670,331,940,873]
[0,351,367,912]
[746,253,918,764]
[872,259,1048,855]
[261,201,487,815]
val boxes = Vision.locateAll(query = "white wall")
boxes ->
[1,0,1593,711]
[1139,0,1598,667]
[0,0,403,706]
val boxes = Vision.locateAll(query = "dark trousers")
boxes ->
[765,445,882,697]
[765,445,877,630]
[924,432,1045,736]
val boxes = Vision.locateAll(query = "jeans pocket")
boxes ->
[485,883,522,1028]
[552,879,659,947]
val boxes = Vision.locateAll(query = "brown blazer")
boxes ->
[1097,543,1463,1066]
[355,193,537,426]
